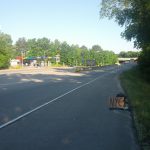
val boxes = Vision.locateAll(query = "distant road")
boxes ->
[0,63,139,150]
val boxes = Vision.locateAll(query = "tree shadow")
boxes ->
[0,70,87,126]
[0,66,109,127]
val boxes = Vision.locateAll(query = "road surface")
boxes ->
[0,64,139,150]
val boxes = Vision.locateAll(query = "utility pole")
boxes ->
[21,50,24,68]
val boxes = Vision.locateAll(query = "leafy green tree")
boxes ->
[0,32,12,69]
[15,37,28,59]
[26,38,38,57]
[60,42,70,65]
[81,50,89,66]
[138,46,150,81]
[36,37,50,57]
[13,37,117,67]
[119,51,139,58]
[91,45,103,52]
[75,46,82,66]
[100,1,150,144]
[26,38,51,58]
[118,51,127,58]
[50,39,61,58]
[100,0,150,47]
[80,45,88,51]
[100,0,150,78]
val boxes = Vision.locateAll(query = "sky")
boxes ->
[0,0,138,53]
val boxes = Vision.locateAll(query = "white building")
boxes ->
[10,59,20,66]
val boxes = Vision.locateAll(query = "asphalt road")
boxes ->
[0,64,140,150]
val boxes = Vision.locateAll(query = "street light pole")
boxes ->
[21,50,24,68]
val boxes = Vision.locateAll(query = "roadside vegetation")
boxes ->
[100,2,150,147]
[120,67,150,149]
[0,31,117,69]
[118,51,140,58]
[0,32,12,69]
[100,0,150,81]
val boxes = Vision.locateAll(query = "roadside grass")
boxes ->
[9,65,22,69]
[120,67,150,150]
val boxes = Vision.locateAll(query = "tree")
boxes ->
[119,51,139,58]
[60,41,70,65]
[100,0,150,79]
[100,0,150,47]
[119,51,127,58]
[36,37,50,56]
[0,32,12,69]
[100,1,150,144]
[80,45,88,51]
[91,45,103,52]
[12,37,117,67]
[26,38,38,57]
[15,37,27,56]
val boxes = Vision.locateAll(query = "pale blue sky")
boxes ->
[0,0,138,53]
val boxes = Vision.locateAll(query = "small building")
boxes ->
[10,59,20,67]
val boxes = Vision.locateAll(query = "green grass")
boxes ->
[9,65,22,69]
[120,67,150,149]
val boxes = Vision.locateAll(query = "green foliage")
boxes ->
[100,0,150,48]
[26,38,37,57]
[0,30,119,68]
[0,32,12,69]
[119,51,140,58]
[138,46,150,81]
[9,35,117,67]
[0,53,10,69]
[20,38,117,66]
[15,37,27,56]
[120,67,150,148]
[0,31,117,68]
[100,0,150,78]
[91,45,103,52]
[36,37,51,56]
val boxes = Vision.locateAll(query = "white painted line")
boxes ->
[0,73,108,130]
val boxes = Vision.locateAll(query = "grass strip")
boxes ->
[120,67,150,150]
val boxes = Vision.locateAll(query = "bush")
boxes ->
[138,46,150,82]
[0,53,10,69]
[0,32,12,69]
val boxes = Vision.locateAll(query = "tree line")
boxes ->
[118,51,140,58]
[0,32,117,69]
